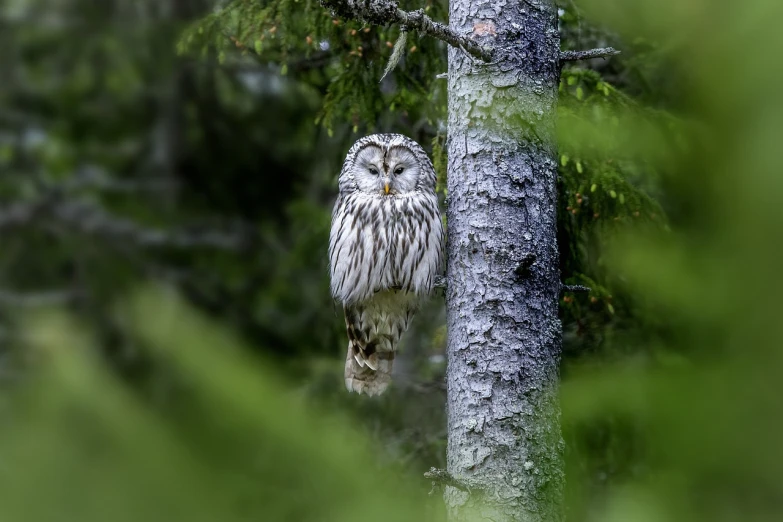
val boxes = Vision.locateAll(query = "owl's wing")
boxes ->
[393,193,444,295]
[328,194,357,302]
[328,194,392,304]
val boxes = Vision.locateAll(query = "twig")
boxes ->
[562,284,591,293]
[320,0,492,62]
[424,467,473,494]
[560,47,620,63]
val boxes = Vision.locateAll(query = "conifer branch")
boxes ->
[560,47,620,63]
[321,0,492,62]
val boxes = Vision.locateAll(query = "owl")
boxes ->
[329,134,444,396]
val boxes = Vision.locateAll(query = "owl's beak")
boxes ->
[384,182,390,194]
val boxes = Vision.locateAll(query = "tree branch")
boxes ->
[562,284,591,293]
[320,0,492,62]
[424,467,473,494]
[560,47,620,63]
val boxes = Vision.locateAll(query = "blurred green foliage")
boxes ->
[2,0,783,520]
[559,1,783,521]
[1,290,441,521]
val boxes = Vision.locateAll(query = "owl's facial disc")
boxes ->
[351,142,421,196]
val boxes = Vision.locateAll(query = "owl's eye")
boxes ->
[369,167,379,176]
[393,166,405,175]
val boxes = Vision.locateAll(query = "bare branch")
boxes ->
[562,284,591,293]
[560,47,620,63]
[320,0,492,62]
[424,467,474,494]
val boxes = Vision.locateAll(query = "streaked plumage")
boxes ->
[329,134,444,396]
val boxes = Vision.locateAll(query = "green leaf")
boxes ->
[561,154,570,167]
[576,161,583,174]
[590,183,597,193]
[610,190,617,198]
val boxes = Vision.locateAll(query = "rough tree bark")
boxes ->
[444,0,564,520]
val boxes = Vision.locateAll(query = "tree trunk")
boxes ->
[445,0,564,520]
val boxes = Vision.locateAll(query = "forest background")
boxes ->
[1,0,782,520]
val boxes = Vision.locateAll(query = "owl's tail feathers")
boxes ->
[344,343,394,396]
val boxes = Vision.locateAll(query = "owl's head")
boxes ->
[339,134,436,196]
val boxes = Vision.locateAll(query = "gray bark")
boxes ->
[445,0,564,520]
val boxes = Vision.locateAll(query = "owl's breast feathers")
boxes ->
[328,191,443,305]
